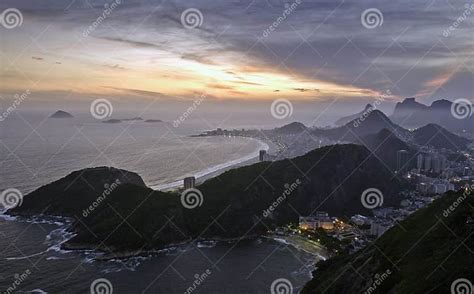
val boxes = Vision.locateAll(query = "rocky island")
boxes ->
[144,119,163,123]
[50,110,74,118]
[102,119,122,124]
[101,117,162,124]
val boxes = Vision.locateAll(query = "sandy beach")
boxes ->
[152,137,270,191]
[268,234,330,260]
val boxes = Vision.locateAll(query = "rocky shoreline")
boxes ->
[62,234,265,261]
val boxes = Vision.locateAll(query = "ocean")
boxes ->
[0,215,318,293]
[0,114,267,194]
[0,113,317,293]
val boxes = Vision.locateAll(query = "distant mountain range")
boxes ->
[390,97,473,132]
[272,121,307,134]
[302,189,474,293]
[314,107,471,152]
[8,144,407,252]
[313,109,410,143]
[200,106,470,159]
[334,104,373,126]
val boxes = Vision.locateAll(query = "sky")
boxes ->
[0,0,473,119]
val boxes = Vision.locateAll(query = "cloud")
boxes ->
[206,83,235,90]
[1,0,472,103]
[181,53,216,65]
[293,88,308,92]
[233,81,263,86]
[103,87,166,98]
[102,63,127,70]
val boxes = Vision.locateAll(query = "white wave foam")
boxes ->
[197,240,217,248]
[0,214,17,221]
[28,289,48,293]
[5,250,48,260]
[0,214,71,226]
[273,238,290,245]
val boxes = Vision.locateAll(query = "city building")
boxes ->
[350,215,368,226]
[336,231,357,240]
[464,167,471,176]
[424,155,432,172]
[431,155,446,174]
[299,211,334,231]
[397,150,409,173]
[417,154,423,172]
[183,176,196,189]
[416,177,454,195]
[259,150,267,161]
[370,220,391,237]
[416,183,428,195]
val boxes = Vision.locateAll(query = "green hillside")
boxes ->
[302,189,474,293]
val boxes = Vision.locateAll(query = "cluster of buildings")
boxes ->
[415,153,448,174]
[413,176,455,195]
[297,146,474,252]
[265,133,335,160]
[298,211,364,251]
[397,144,474,196]
[297,190,440,253]
[298,212,336,231]
[360,192,437,238]
[396,150,457,176]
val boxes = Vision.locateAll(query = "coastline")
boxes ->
[152,137,270,191]
[63,234,263,261]
[267,234,329,260]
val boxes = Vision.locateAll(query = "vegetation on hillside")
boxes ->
[302,190,474,293]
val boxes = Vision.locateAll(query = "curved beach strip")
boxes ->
[152,138,269,191]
